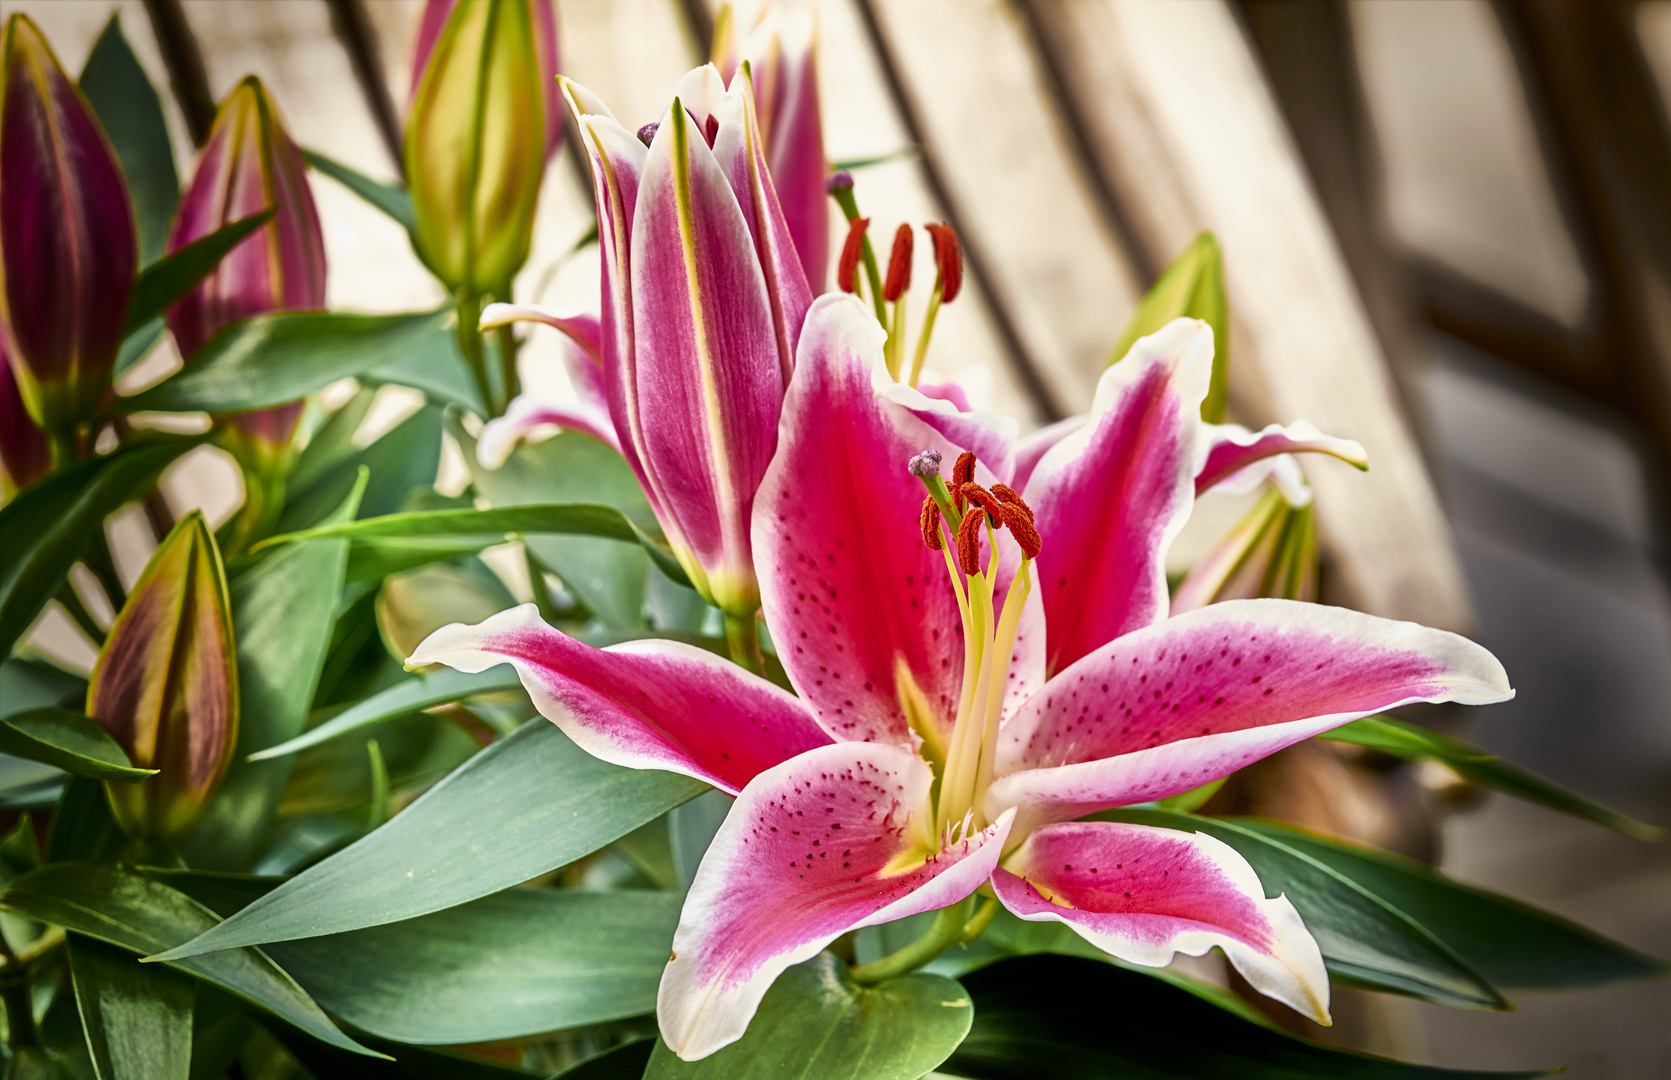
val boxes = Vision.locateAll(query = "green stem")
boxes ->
[496,323,520,414]
[959,897,998,944]
[46,427,77,471]
[456,293,495,419]
[84,533,127,612]
[909,280,944,388]
[849,896,976,985]
[724,611,765,676]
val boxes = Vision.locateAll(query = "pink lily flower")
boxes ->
[410,300,1511,1059]
[489,66,813,617]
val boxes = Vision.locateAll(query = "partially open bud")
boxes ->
[0,14,136,438]
[0,335,49,492]
[169,76,325,463]
[405,0,550,295]
[1171,482,1317,614]
[87,511,238,842]
[883,224,913,303]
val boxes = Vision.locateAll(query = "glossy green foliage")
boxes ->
[302,149,415,234]
[643,953,972,1080]
[0,707,154,781]
[77,17,176,266]
[946,955,1554,1079]
[122,210,276,336]
[1108,232,1229,421]
[68,933,194,1080]
[153,720,705,959]
[1324,716,1665,840]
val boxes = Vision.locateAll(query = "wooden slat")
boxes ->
[862,0,1145,418]
[1026,0,1474,632]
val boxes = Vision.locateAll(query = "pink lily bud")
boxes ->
[0,14,136,438]
[405,0,553,294]
[88,511,239,843]
[409,0,560,159]
[712,3,828,293]
[0,333,49,492]
[168,75,325,458]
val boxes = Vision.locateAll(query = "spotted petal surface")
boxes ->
[408,605,831,794]
[987,599,1512,830]
[659,741,1012,1060]
[992,821,1329,1023]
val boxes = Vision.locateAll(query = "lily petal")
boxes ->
[631,91,786,612]
[987,598,1512,828]
[1025,320,1214,676]
[479,302,603,365]
[992,821,1329,1024]
[407,605,831,794]
[873,368,1018,484]
[754,295,972,747]
[477,392,621,467]
[1012,415,1085,493]
[1195,420,1367,497]
[659,741,1013,1060]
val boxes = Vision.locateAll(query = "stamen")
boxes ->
[999,502,1041,559]
[920,496,944,550]
[955,506,984,575]
[961,482,1002,526]
[884,224,914,302]
[838,217,870,294]
[908,449,942,479]
[951,451,976,512]
[990,483,1032,520]
[636,121,660,146]
[925,223,964,303]
[825,170,855,195]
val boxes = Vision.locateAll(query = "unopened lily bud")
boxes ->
[169,76,324,461]
[0,335,49,492]
[1172,482,1316,614]
[405,0,551,294]
[924,222,962,303]
[410,0,560,158]
[883,224,912,303]
[87,511,238,842]
[0,14,136,437]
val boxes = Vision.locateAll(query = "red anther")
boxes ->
[955,504,984,575]
[838,217,870,294]
[961,482,1002,525]
[990,482,1034,522]
[925,223,964,303]
[919,496,944,551]
[883,224,913,302]
[999,502,1042,560]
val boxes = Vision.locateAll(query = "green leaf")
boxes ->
[47,778,126,863]
[0,862,380,1057]
[276,405,443,531]
[249,667,519,762]
[0,708,154,782]
[152,720,706,959]
[68,933,194,1080]
[256,504,689,588]
[78,16,177,265]
[1323,716,1665,841]
[114,317,166,378]
[553,1042,655,1079]
[123,210,277,336]
[113,309,450,416]
[266,1023,542,1080]
[363,321,487,416]
[269,888,680,1044]
[343,538,500,586]
[1097,808,1506,1009]
[643,953,970,1080]
[1233,818,1669,990]
[175,483,356,870]
[0,659,86,718]
[1108,231,1229,422]
[0,439,197,659]
[945,954,1555,1080]
[457,424,655,629]
[302,149,414,234]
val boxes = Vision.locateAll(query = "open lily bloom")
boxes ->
[411,300,1512,1060]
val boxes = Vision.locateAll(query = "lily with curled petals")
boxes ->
[411,300,1512,1059]
[487,65,813,625]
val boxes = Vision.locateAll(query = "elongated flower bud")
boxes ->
[410,0,560,158]
[0,333,49,492]
[0,14,136,437]
[405,0,550,295]
[169,76,325,460]
[87,511,238,842]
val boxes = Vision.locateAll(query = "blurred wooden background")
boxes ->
[12,2,1671,1075]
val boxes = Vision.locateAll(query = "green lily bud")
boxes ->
[87,511,238,842]
[1109,232,1228,422]
[404,0,549,296]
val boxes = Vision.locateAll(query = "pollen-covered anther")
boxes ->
[961,482,1003,526]
[838,217,870,294]
[884,224,913,302]
[925,222,964,303]
[999,502,1042,559]
[920,496,944,551]
[951,451,977,512]
[955,503,984,575]
[990,483,1033,523]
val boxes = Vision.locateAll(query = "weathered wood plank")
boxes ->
[1027,0,1474,631]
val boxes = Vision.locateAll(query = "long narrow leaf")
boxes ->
[79,16,177,265]
[302,149,415,233]
[1323,716,1665,841]
[0,708,155,781]
[68,933,194,1080]
[123,209,276,334]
